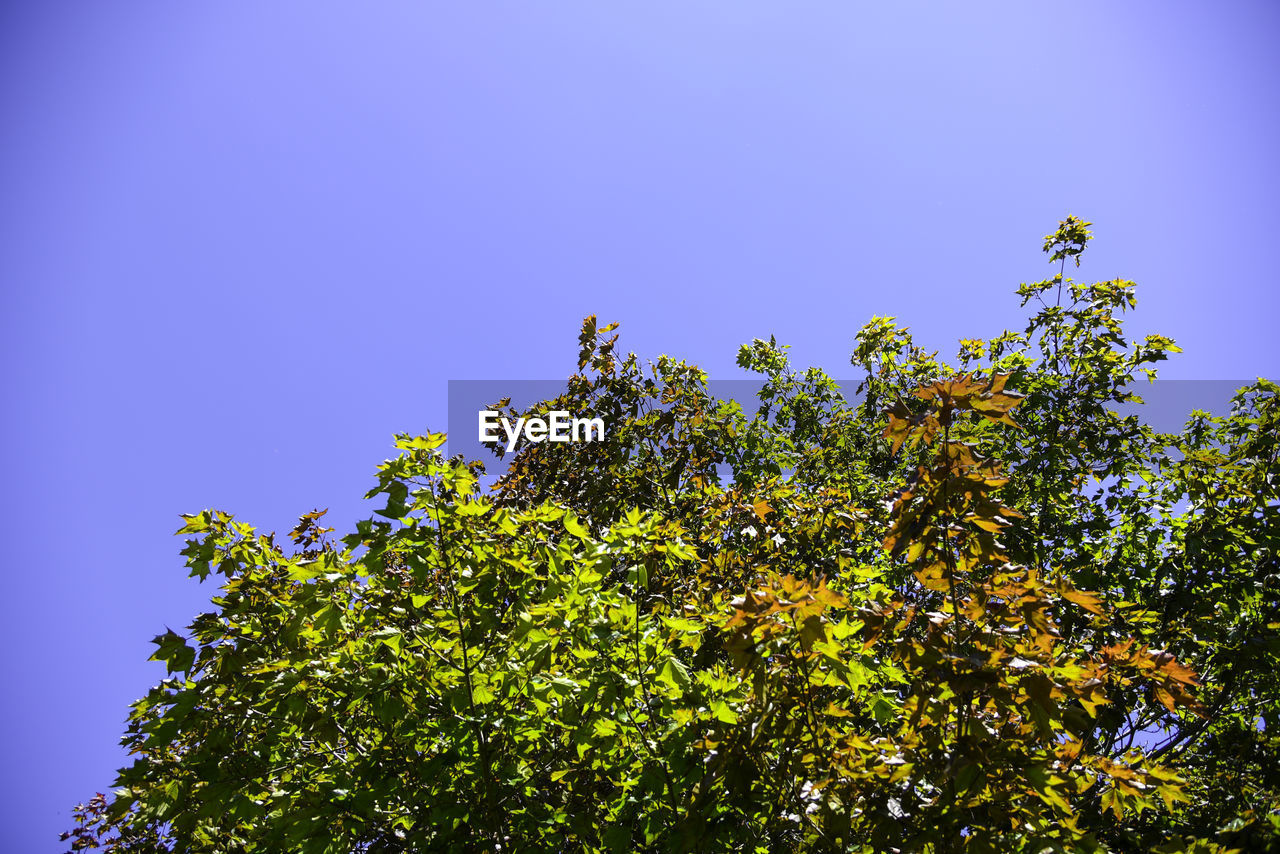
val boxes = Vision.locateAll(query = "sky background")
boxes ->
[2,2,1277,849]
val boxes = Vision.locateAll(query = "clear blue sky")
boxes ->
[2,2,1277,849]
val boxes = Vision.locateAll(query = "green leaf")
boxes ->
[661,659,692,693]
[710,700,738,724]
[564,513,590,540]
[149,630,195,673]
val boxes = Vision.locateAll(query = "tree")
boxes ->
[65,218,1280,852]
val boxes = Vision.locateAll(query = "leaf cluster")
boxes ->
[64,219,1280,853]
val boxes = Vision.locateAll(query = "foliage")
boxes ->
[65,219,1280,852]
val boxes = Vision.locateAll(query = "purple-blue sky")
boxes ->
[2,2,1277,848]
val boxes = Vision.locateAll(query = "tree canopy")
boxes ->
[66,218,1280,852]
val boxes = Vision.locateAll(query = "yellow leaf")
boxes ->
[1060,585,1104,615]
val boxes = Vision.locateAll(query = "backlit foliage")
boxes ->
[65,219,1279,852]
